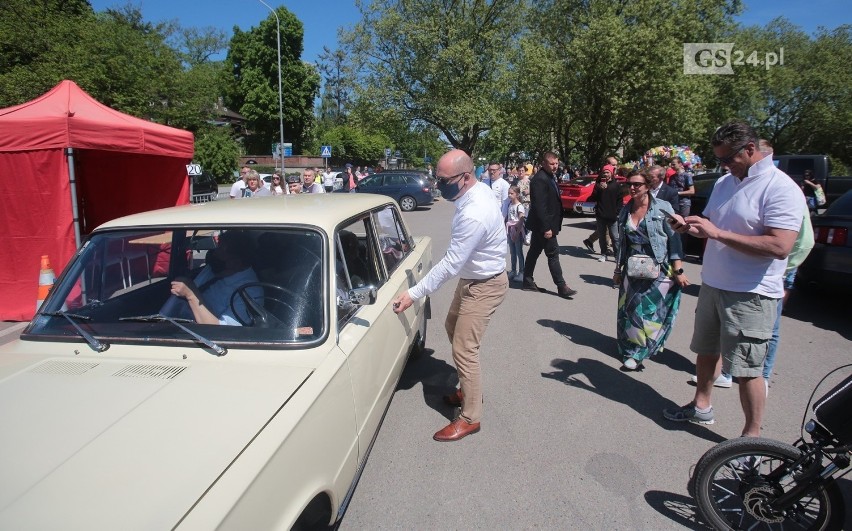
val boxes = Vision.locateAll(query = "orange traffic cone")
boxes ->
[37,255,56,311]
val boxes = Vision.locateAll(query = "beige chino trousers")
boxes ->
[444,272,508,424]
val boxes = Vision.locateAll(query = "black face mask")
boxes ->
[206,249,226,274]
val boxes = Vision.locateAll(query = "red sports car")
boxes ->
[560,175,628,215]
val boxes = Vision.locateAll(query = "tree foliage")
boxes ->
[0,1,223,132]
[194,126,241,181]
[347,0,526,154]
[225,7,320,154]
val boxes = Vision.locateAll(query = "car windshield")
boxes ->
[25,226,326,348]
[569,177,596,186]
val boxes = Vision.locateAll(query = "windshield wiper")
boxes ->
[119,314,227,356]
[40,311,110,353]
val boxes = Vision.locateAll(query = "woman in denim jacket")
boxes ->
[612,169,690,370]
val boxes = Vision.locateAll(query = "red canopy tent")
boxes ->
[0,80,194,321]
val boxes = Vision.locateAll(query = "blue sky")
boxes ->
[88,0,850,65]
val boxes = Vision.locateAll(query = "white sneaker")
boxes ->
[623,358,639,370]
[597,256,606,262]
[690,373,733,388]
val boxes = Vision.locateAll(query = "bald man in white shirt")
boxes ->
[392,149,508,442]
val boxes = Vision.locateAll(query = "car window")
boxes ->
[359,175,381,187]
[335,216,384,325]
[27,227,326,346]
[384,174,409,186]
[372,205,412,274]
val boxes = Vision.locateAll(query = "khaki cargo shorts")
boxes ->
[690,284,778,378]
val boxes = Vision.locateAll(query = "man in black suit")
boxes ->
[523,151,578,298]
[647,165,679,213]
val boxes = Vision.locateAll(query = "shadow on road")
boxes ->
[538,319,617,359]
[397,347,458,421]
[643,490,703,529]
[557,245,589,258]
[782,289,852,341]
[651,348,696,375]
[541,357,726,444]
[579,273,616,287]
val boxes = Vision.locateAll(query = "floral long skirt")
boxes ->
[616,268,682,363]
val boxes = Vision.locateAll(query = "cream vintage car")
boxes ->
[0,194,431,529]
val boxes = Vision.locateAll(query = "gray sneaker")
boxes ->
[663,403,715,425]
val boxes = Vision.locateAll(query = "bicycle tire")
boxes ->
[692,437,845,530]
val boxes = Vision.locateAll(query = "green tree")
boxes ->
[225,7,320,154]
[508,0,739,167]
[316,46,352,123]
[347,0,527,154]
[194,126,241,181]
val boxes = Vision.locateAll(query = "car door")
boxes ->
[355,174,382,195]
[382,174,408,202]
[335,206,427,459]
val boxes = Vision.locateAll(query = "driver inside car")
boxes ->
[160,230,263,325]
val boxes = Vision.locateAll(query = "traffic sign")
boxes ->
[394,150,401,158]
[186,164,202,175]
[321,145,332,158]
[384,148,391,158]
[283,143,293,157]
[272,142,281,157]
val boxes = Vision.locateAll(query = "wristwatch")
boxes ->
[674,268,684,275]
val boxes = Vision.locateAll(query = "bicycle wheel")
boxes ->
[692,437,845,530]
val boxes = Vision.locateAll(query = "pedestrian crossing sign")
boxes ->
[321,145,332,158]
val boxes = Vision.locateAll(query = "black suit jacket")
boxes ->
[526,170,563,234]
[654,183,679,213]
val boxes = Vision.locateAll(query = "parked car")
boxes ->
[773,155,852,207]
[0,195,432,529]
[559,175,598,214]
[564,176,629,216]
[353,172,435,211]
[190,172,219,203]
[796,189,852,292]
[680,173,722,258]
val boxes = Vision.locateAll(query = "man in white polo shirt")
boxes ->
[664,121,803,437]
[392,149,508,442]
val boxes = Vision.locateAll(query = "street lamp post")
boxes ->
[258,0,285,174]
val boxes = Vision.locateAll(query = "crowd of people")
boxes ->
[389,120,813,443]
[217,121,814,443]
[228,163,383,198]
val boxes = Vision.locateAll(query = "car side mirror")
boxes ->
[348,286,377,306]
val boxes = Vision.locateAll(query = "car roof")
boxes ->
[95,194,397,234]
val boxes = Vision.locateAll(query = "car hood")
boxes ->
[0,352,313,529]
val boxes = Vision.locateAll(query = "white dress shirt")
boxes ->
[408,182,507,301]
[490,177,510,219]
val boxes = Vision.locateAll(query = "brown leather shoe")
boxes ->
[433,418,481,442]
[557,284,578,298]
[522,277,540,291]
[442,388,464,407]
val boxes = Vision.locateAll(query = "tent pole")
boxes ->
[65,147,82,249]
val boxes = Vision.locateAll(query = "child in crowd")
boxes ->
[506,186,525,281]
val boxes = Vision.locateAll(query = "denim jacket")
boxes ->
[615,196,683,271]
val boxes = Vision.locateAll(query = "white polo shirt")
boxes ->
[408,182,507,301]
[701,155,804,298]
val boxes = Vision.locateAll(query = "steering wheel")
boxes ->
[229,282,299,329]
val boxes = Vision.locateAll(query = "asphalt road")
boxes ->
[339,197,852,529]
[0,195,848,529]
